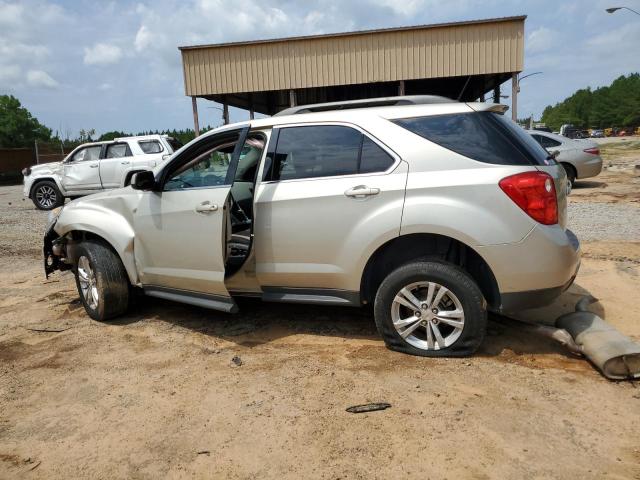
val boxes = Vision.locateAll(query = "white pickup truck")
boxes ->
[23,135,181,210]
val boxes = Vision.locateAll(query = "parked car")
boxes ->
[43,96,580,357]
[529,130,602,193]
[23,135,181,210]
[590,129,605,138]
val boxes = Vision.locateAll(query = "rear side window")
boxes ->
[105,143,132,158]
[393,112,551,166]
[360,137,394,173]
[138,140,163,154]
[265,125,395,181]
[532,134,562,149]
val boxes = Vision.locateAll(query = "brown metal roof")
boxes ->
[178,15,526,50]
[180,16,526,111]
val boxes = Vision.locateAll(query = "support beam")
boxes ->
[511,73,518,122]
[191,97,200,137]
[289,89,297,107]
[493,85,500,103]
[249,93,255,120]
[223,103,229,125]
[398,80,405,96]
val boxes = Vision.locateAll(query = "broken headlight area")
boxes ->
[43,214,72,278]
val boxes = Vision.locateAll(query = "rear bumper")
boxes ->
[575,156,603,179]
[478,227,581,312]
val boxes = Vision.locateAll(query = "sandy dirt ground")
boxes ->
[1,142,640,479]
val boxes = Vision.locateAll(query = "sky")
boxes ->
[1,0,639,137]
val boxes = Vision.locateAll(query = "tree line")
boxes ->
[541,73,640,131]
[0,94,207,150]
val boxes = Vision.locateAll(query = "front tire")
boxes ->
[73,240,130,321]
[374,261,486,357]
[32,180,64,210]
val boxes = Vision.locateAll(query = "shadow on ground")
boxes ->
[98,282,602,361]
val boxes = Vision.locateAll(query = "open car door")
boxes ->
[133,126,249,313]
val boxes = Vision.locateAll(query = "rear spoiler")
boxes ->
[466,102,510,115]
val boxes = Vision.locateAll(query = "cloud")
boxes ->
[83,43,123,65]
[527,27,557,54]
[26,69,59,89]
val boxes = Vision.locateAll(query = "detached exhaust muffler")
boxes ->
[499,297,640,380]
[556,297,640,380]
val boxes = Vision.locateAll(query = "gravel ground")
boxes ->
[568,201,640,241]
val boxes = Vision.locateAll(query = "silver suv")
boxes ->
[43,97,581,357]
[23,135,180,210]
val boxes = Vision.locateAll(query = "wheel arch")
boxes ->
[360,232,500,310]
[560,161,577,180]
[56,212,138,286]
[29,177,65,198]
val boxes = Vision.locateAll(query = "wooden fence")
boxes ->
[0,148,36,183]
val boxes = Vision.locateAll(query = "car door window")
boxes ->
[164,142,236,191]
[139,140,163,154]
[270,125,361,181]
[70,145,102,162]
[105,143,132,158]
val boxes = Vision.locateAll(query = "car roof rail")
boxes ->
[274,95,455,116]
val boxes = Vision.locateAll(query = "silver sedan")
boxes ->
[529,130,603,193]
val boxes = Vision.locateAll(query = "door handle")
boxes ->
[120,161,130,165]
[89,164,99,168]
[344,185,380,198]
[195,202,219,213]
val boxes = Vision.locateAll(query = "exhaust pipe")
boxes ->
[556,297,640,380]
[497,297,640,380]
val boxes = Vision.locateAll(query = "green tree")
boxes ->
[541,73,640,131]
[98,130,131,141]
[0,95,52,148]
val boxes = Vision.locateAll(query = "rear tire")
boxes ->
[73,240,130,321]
[374,261,486,357]
[561,163,576,194]
[32,180,64,210]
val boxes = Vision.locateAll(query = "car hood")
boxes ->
[29,161,63,175]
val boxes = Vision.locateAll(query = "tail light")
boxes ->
[499,172,558,225]
[583,147,600,155]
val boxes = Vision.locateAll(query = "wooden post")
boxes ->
[223,103,229,125]
[398,80,405,96]
[493,85,500,103]
[511,73,518,122]
[479,93,485,102]
[191,97,200,137]
[249,109,255,120]
[289,89,297,107]
[34,140,39,164]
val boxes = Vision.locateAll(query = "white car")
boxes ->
[529,130,603,193]
[23,135,181,210]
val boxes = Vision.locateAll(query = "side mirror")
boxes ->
[550,150,560,160]
[131,170,157,191]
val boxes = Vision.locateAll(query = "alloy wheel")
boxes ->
[35,185,57,208]
[391,281,465,350]
[77,256,99,310]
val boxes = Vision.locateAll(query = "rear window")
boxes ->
[138,140,163,154]
[393,112,552,166]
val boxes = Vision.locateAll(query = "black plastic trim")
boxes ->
[261,287,361,306]
[144,285,238,313]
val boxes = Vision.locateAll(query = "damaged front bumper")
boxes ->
[43,212,71,278]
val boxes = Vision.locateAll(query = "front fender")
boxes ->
[54,195,140,285]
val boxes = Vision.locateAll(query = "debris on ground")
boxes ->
[231,355,243,367]
[346,402,391,413]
